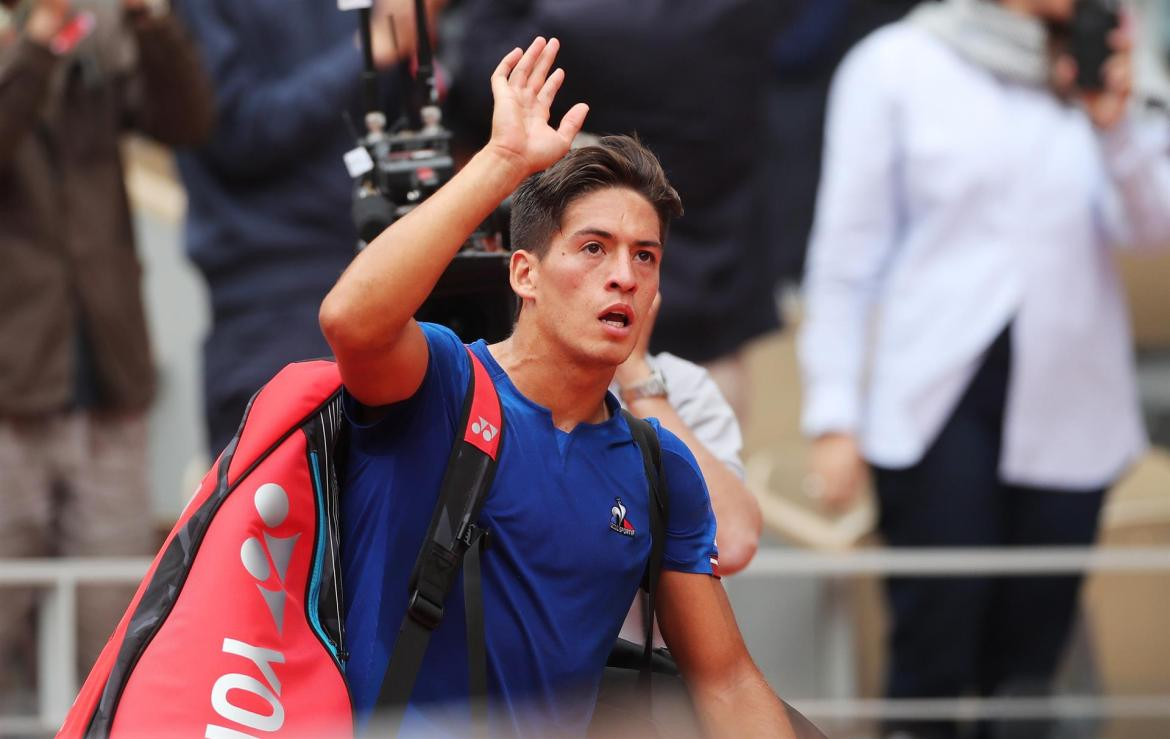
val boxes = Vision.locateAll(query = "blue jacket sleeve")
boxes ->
[173,0,370,178]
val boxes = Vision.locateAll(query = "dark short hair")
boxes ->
[509,135,683,258]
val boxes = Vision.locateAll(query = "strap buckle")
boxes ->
[406,590,444,630]
[458,522,489,550]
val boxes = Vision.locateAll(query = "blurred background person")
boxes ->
[765,0,919,287]
[171,0,440,458]
[0,0,212,704]
[797,0,1170,737]
[445,0,788,423]
[594,289,766,737]
[613,291,762,576]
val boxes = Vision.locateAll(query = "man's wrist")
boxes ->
[475,144,532,190]
[614,357,652,387]
[620,367,667,404]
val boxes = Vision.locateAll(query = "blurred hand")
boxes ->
[614,292,661,389]
[370,0,443,70]
[25,0,71,44]
[806,433,866,513]
[485,37,589,177]
[1053,25,1133,130]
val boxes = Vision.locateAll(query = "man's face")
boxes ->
[515,187,663,369]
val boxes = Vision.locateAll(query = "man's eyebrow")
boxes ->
[571,228,662,248]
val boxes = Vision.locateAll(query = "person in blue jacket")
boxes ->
[172,0,438,456]
[321,37,799,738]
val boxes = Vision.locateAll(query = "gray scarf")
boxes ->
[908,0,1051,87]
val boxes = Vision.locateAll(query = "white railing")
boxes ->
[0,558,148,736]
[3,548,1170,735]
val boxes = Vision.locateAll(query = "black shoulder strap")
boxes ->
[620,410,668,691]
[376,347,503,725]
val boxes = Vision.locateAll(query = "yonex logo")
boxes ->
[239,483,300,633]
[471,416,498,443]
[208,481,298,737]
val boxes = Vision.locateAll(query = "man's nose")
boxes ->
[607,252,637,293]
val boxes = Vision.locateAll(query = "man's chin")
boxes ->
[567,337,632,370]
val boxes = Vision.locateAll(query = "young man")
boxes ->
[320,37,796,737]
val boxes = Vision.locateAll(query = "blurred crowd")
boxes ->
[2,0,1169,737]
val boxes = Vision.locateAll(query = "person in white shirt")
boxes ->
[613,293,762,577]
[798,1,1170,737]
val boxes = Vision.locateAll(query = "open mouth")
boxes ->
[600,311,630,329]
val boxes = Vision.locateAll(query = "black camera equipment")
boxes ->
[1070,0,1120,91]
[346,0,515,344]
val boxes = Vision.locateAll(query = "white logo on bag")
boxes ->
[471,416,498,443]
[206,482,299,737]
[206,639,286,738]
[239,483,300,633]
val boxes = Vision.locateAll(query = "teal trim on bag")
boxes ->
[308,450,340,664]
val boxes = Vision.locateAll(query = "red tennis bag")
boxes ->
[58,350,503,738]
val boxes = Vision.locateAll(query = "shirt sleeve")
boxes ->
[1095,112,1170,252]
[652,422,719,575]
[341,322,470,434]
[0,37,58,165]
[654,352,746,480]
[798,28,904,439]
[120,13,216,146]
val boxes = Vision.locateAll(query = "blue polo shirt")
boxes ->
[340,323,717,737]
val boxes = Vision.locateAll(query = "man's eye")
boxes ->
[635,250,657,264]
[584,242,603,254]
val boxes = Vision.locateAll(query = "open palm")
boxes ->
[489,37,589,176]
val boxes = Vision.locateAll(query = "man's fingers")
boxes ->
[647,292,662,327]
[557,102,589,142]
[509,37,547,90]
[527,37,560,94]
[492,47,524,88]
[536,67,565,107]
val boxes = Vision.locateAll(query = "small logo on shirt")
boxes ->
[471,416,498,443]
[609,497,635,537]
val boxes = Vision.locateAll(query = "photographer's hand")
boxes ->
[485,37,589,177]
[1054,24,1133,130]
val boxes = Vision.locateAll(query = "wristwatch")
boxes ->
[621,368,668,403]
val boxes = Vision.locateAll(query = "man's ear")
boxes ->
[510,249,539,302]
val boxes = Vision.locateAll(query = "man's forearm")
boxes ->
[627,395,761,573]
[691,663,796,739]
[320,145,526,351]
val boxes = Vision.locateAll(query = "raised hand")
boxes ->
[487,37,589,177]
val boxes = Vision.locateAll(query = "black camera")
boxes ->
[1070,0,1121,91]
[347,0,515,343]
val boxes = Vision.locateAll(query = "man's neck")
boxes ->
[488,330,614,433]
